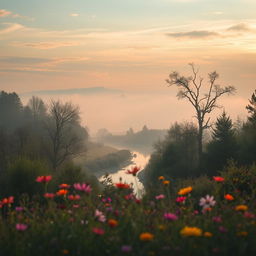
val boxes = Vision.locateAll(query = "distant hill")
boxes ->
[22,87,123,96]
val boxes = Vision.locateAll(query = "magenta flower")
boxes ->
[15,206,24,212]
[74,183,92,193]
[212,216,222,223]
[16,223,28,231]
[219,226,228,233]
[164,213,178,221]
[176,196,186,203]
[92,227,105,235]
[155,194,165,200]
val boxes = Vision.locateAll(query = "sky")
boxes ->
[1,0,256,133]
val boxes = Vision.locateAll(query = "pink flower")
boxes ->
[92,227,105,235]
[199,195,216,210]
[244,212,255,219]
[212,216,222,223]
[16,223,28,231]
[176,196,186,203]
[121,245,132,253]
[15,206,24,212]
[36,175,52,183]
[74,183,92,193]
[155,194,165,200]
[95,209,106,222]
[164,213,178,221]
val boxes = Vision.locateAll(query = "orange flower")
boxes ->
[158,176,165,180]
[139,232,154,241]
[59,184,70,189]
[235,205,248,211]
[180,226,202,237]
[68,195,81,201]
[178,186,193,195]
[224,194,234,201]
[56,189,68,196]
[204,232,213,237]
[108,219,118,227]
[162,180,170,185]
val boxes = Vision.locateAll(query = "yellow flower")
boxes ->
[204,232,213,237]
[162,180,170,185]
[180,226,202,237]
[237,231,248,237]
[139,232,154,241]
[158,176,165,180]
[178,186,193,195]
[235,205,248,211]
[158,225,166,231]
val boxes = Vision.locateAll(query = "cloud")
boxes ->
[12,41,81,49]
[0,23,24,35]
[0,9,12,17]
[70,13,79,17]
[227,23,251,32]
[166,30,220,39]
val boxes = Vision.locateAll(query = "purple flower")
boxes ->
[121,245,132,253]
[219,226,228,233]
[164,212,178,221]
[15,206,24,212]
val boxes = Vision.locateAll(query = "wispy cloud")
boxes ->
[0,9,12,17]
[70,13,79,17]
[0,23,25,35]
[12,41,81,49]
[166,30,220,39]
[227,23,252,32]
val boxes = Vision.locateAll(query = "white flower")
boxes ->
[199,195,216,210]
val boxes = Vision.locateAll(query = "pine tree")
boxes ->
[246,89,256,123]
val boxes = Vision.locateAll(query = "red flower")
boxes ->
[36,175,52,183]
[213,176,224,182]
[59,184,70,189]
[1,196,14,205]
[115,183,130,189]
[92,227,105,235]
[126,166,140,176]
[68,195,81,201]
[44,193,55,199]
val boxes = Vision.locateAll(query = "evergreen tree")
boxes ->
[246,89,256,124]
[206,111,237,174]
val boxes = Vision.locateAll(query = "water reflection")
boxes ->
[99,151,150,196]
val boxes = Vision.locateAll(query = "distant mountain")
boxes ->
[22,87,123,96]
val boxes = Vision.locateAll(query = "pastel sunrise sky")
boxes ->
[0,0,255,133]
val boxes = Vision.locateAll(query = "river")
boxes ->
[99,151,150,197]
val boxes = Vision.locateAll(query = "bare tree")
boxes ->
[28,96,47,120]
[46,100,87,170]
[166,63,235,162]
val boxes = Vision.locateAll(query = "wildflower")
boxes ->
[224,194,234,201]
[237,231,248,237]
[62,249,69,254]
[108,219,118,227]
[139,232,154,241]
[155,194,165,200]
[126,166,140,176]
[44,193,55,199]
[180,226,202,237]
[16,223,28,231]
[158,176,165,180]
[92,227,105,235]
[213,176,224,182]
[68,195,81,201]
[178,186,192,195]
[218,226,228,233]
[176,196,186,203]
[162,180,170,185]
[121,245,132,253]
[95,209,106,222]
[74,183,92,193]
[1,196,14,205]
[204,232,213,237]
[244,212,255,218]
[59,184,70,189]
[235,205,248,211]
[199,195,216,210]
[115,183,130,189]
[36,175,52,183]
[212,216,222,223]
[164,213,178,221]
[15,206,24,212]
[56,189,68,196]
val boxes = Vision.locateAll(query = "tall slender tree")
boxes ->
[166,63,235,163]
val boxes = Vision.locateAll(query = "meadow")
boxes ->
[1,164,256,256]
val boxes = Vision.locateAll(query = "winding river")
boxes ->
[99,151,150,197]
